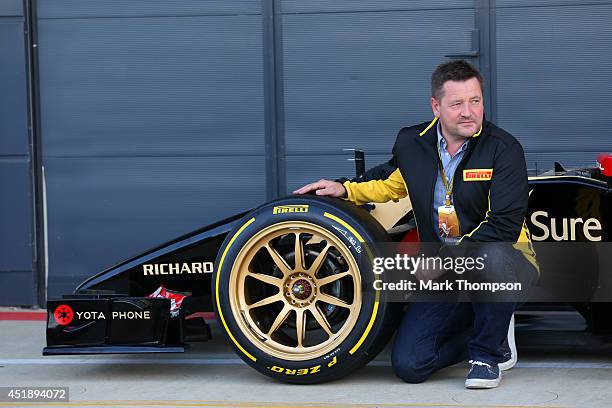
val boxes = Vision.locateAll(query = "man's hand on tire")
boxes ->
[293,179,347,198]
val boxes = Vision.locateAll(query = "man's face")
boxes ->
[431,77,484,140]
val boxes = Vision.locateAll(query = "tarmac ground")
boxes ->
[0,309,611,408]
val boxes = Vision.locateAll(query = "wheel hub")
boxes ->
[285,273,317,307]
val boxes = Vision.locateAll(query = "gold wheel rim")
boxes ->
[228,221,362,361]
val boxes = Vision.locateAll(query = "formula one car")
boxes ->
[44,152,612,384]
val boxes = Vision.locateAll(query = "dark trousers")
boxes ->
[391,244,538,383]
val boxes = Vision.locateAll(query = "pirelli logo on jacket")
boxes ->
[463,169,493,181]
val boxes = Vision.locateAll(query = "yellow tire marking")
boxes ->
[215,217,257,362]
[322,212,379,355]
[323,212,364,242]
[350,290,380,355]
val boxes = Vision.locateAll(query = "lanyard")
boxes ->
[436,143,454,207]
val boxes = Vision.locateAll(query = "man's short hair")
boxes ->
[431,60,484,100]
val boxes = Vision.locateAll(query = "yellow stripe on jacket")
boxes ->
[343,168,408,206]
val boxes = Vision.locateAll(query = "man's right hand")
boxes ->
[293,179,347,198]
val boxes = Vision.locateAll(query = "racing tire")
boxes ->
[213,195,402,384]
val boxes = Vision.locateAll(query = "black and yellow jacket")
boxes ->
[342,118,538,268]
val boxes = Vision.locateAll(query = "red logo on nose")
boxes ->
[53,304,74,326]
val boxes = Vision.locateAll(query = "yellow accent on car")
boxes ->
[515,223,540,272]
[215,217,257,362]
[322,212,380,355]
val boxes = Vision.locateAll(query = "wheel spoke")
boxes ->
[318,293,351,308]
[296,309,306,347]
[246,271,282,288]
[247,293,282,310]
[307,243,331,276]
[310,304,333,337]
[267,304,292,337]
[265,244,292,276]
[305,234,324,246]
[317,271,351,287]
[294,232,304,271]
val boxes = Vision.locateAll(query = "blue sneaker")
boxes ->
[465,360,502,389]
[498,314,517,371]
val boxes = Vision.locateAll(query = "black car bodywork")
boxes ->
[44,153,612,366]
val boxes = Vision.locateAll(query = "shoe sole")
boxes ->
[499,314,517,371]
[465,372,502,389]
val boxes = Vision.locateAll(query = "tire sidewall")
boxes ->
[214,196,393,383]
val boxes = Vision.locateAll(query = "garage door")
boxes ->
[0,0,36,306]
[496,0,612,171]
[37,1,266,296]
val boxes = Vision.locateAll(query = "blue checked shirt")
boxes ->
[434,124,470,243]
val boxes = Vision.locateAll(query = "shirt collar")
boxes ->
[437,122,470,154]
